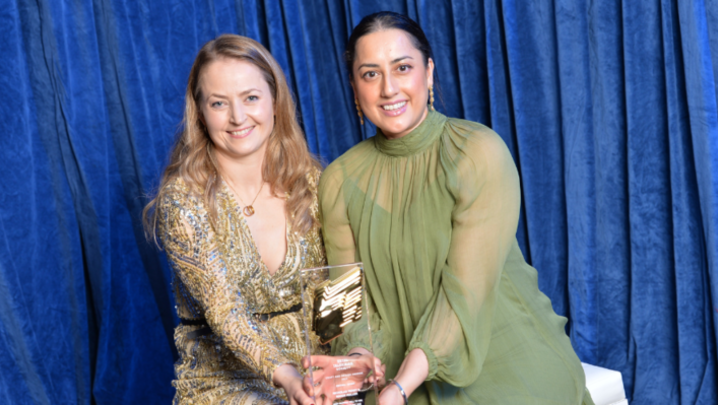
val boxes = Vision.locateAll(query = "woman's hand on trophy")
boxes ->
[273,364,316,405]
[349,350,386,388]
[368,354,387,388]
[302,356,337,405]
[302,351,384,405]
[341,347,387,387]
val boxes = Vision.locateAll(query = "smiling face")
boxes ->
[199,57,275,167]
[351,29,434,139]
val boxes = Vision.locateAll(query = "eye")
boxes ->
[362,71,378,80]
[397,64,412,73]
[246,95,259,102]
[210,101,225,108]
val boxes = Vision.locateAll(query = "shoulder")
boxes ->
[306,165,322,193]
[306,165,322,215]
[319,138,376,191]
[158,177,193,209]
[440,118,519,198]
[156,176,206,226]
[445,117,511,157]
[443,117,515,174]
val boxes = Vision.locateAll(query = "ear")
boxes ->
[426,58,435,88]
[350,80,358,100]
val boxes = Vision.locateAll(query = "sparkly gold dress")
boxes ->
[157,174,326,405]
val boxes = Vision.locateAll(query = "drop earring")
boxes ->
[429,86,435,111]
[355,98,364,125]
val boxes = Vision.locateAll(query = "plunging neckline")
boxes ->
[222,181,290,278]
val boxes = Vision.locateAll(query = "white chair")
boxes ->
[581,363,628,405]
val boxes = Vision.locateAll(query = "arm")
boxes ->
[317,172,357,266]
[399,128,521,393]
[313,171,388,399]
[318,172,389,357]
[158,190,311,399]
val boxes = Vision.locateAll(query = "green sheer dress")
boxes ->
[318,111,593,404]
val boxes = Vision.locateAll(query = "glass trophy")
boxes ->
[300,263,380,404]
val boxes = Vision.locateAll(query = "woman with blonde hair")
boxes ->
[144,34,323,405]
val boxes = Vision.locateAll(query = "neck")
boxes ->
[215,151,265,194]
[383,106,429,140]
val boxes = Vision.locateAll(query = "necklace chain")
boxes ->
[225,177,264,217]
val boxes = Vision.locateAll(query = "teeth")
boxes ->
[382,101,406,111]
[230,127,253,136]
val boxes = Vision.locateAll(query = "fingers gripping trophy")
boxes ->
[299,263,384,405]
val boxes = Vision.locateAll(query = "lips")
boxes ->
[382,101,406,110]
[380,100,407,117]
[228,126,254,138]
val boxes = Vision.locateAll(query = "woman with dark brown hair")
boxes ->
[144,34,323,405]
[317,12,594,405]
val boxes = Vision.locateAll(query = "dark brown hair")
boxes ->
[344,11,434,77]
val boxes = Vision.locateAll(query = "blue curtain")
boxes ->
[1,0,716,404]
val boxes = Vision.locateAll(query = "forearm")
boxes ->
[272,363,302,388]
[376,348,429,405]
[393,349,429,396]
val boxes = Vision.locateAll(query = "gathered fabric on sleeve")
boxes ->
[319,155,389,360]
[319,111,592,404]
[405,118,521,384]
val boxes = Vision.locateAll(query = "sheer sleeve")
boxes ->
[317,170,357,265]
[407,124,521,386]
[318,169,388,359]
[157,184,291,384]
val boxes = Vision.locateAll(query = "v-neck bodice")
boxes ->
[214,181,312,313]
[157,171,326,403]
[221,181,289,279]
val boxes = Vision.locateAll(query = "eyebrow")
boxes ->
[207,88,262,98]
[357,56,414,70]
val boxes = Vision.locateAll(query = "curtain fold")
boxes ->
[1,0,716,403]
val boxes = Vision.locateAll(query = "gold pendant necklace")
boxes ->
[226,178,264,217]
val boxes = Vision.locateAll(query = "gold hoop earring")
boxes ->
[355,98,364,125]
[429,86,435,111]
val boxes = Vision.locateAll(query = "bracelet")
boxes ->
[389,379,408,405]
[347,352,363,357]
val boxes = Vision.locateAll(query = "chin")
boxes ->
[382,121,412,137]
[228,142,263,159]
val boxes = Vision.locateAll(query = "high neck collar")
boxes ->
[374,110,447,157]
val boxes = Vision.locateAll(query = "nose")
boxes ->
[229,102,246,125]
[381,74,399,98]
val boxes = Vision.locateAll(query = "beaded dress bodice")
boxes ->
[158,173,325,404]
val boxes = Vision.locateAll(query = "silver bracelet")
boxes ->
[389,379,408,405]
